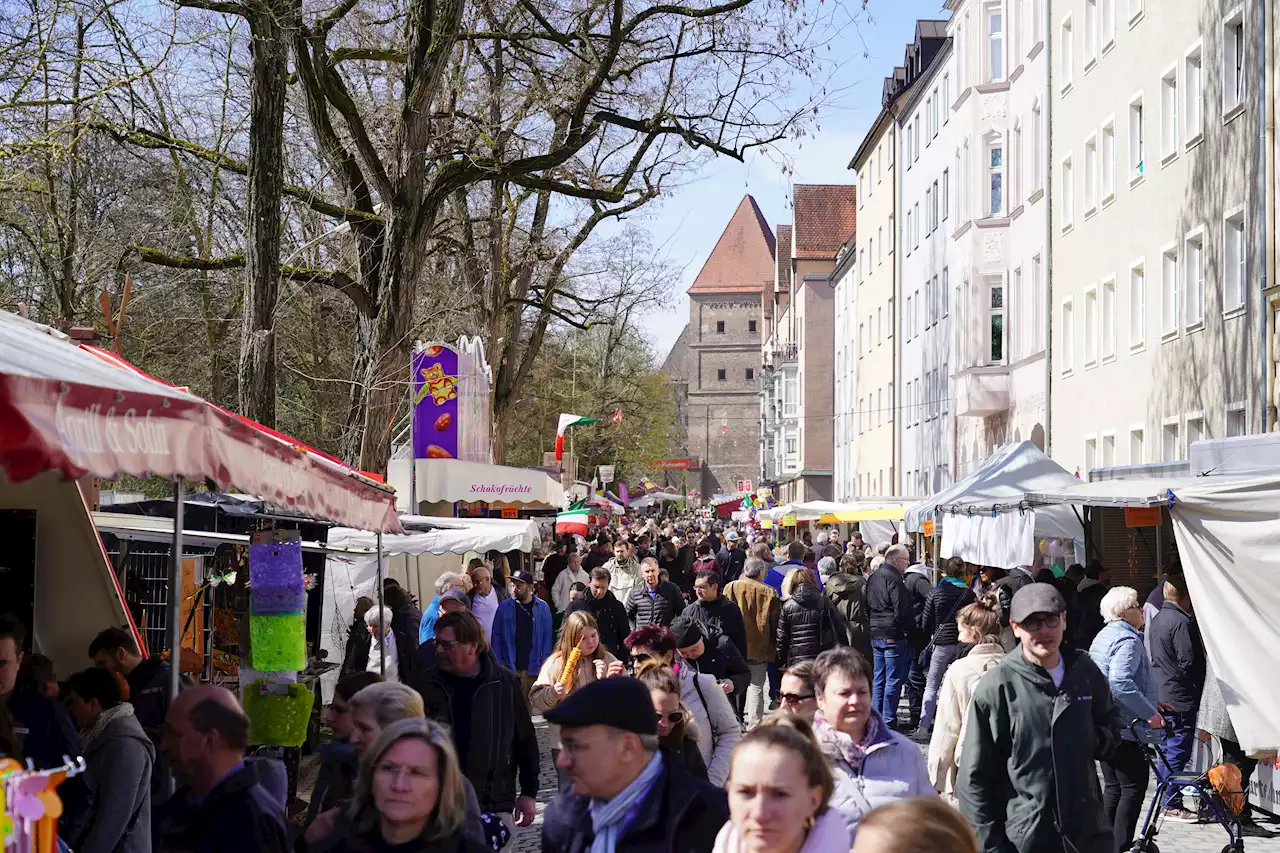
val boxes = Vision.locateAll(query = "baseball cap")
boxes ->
[1010,583,1068,624]
[510,570,534,586]
[543,677,658,735]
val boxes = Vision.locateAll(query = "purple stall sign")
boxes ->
[412,344,460,460]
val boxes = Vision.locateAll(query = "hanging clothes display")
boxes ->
[0,756,85,853]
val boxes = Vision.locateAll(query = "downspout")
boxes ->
[1043,12,1055,456]
[1259,0,1274,432]
[893,120,900,495]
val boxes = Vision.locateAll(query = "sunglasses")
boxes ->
[779,692,815,705]
[630,652,654,663]
[656,711,683,724]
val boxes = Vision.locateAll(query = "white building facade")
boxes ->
[1049,0,1261,474]
[833,244,858,499]
[897,28,958,496]
[948,0,1050,478]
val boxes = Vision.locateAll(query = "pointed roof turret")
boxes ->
[687,195,777,294]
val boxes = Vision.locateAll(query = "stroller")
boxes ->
[1127,717,1246,852]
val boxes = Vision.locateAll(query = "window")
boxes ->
[1162,419,1180,462]
[1225,210,1246,313]
[1011,120,1022,204]
[1102,432,1116,467]
[1102,0,1115,49]
[716,320,725,334]
[716,368,726,381]
[931,180,940,230]
[926,187,933,234]
[1185,46,1203,141]
[1084,438,1097,475]
[1084,135,1098,213]
[988,142,1005,216]
[746,368,755,381]
[888,214,894,251]
[1102,277,1116,360]
[1060,16,1074,91]
[1224,9,1245,113]
[1031,255,1043,352]
[1061,299,1075,374]
[1186,413,1205,449]
[913,203,921,249]
[1101,121,1116,201]
[914,121,921,163]
[1129,96,1144,180]
[943,73,951,119]
[987,2,1005,82]
[1129,0,1143,24]
[1010,266,1023,358]
[906,295,913,339]
[1033,101,1044,190]
[989,278,1006,364]
[1061,155,1074,230]
[1032,0,1044,45]
[1084,0,1097,66]
[943,267,950,317]
[1185,231,1204,327]
[1130,427,1144,464]
[1226,405,1246,437]
[748,319,757,333]
[1130,260,1146,349]
[942,169,950,220]
[1160,68,1178,159]
[1084,286,1098,366]
[1161,245,1179,337]
[785,438,797,454]
[905,210,913,256]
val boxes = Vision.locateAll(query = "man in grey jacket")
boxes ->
[67,666,155,853]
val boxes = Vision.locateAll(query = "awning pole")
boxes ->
[164,476,184,799]
[376,530,386,676]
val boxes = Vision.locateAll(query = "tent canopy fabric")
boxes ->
[905,441,1082,533]
[1023,476,1199,508]
[392,458,564,509]
[757,501,909,524]
[327,515,541,556]
[0,311,400,532]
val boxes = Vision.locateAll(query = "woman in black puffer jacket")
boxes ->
[916,556,977,736]
[776,568,847,668]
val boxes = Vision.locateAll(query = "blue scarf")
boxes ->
[589,751,664,853]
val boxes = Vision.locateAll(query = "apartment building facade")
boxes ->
[761,225,794,485]
[896,23,957,496]
[947,0,1050,479]
[1049,0,1261,473]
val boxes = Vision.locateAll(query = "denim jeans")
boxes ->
[1157,710,1198,808]
[871,638,912,727]
[917,644,961,732]
[767,660,781,703]
[745,662,771,726]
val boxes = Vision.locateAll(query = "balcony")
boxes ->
[954,367,1010,417]
[777,342,799,363]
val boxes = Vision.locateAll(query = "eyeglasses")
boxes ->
[1019,613,1063,632]
[433,638,468,651]
[779,692,815,705]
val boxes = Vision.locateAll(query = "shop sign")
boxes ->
[1124,506,1162,528]
[922,519,935,537]
[782,514,797,527]
[501,507,519,519]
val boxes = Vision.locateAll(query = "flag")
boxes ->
[555,413,599,460]
[556,500,591,536]
[619,481,630,506]
[612,409,623,424]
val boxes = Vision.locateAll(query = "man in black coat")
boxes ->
[994,564,1037,647]
[864,545,914,728]
[542,677,728,853]
[1148,573,1207,821]
[565,568,632,657]
[682,570,748,660]
[670,616,751,712]
[1072,561,1110,650]
[624,558,684,630]
[901,562,935,731]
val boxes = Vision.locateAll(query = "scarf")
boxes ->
[812,709,880,774]
[588,750,664,853]
[81,701,136,749]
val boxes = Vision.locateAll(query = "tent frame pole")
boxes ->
[164,476,185,798]
[376,531,386,676]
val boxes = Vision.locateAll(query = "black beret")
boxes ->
[543,676,657,736]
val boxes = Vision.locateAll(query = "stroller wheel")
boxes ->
[1127,842,1160,853]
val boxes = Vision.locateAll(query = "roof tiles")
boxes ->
[687,195,777,294]
[792,184,857,260]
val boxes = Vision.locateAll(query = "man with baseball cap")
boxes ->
[957,583,1122,853]
[492,569,553,702]
[541,677,728,853]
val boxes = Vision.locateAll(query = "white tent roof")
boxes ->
[1025,475,1214,507]
[327,515,540,556]
[906,441,1083,532]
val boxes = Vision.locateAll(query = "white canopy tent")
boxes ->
[905,441,1085,570]
[320,515,540,700]
[1022,472,1280,755]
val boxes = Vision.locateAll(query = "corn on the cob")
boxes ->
[558,642,583,687]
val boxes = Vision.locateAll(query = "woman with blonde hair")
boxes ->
[529,611,624,783]
[777,569,846,669]
[851,797,978,853]
[634,660,708,780]
[715,716,851,853]
[925,595,1005,799]
[329,718,485,853]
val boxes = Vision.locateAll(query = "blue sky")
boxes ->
[639,0,948,361]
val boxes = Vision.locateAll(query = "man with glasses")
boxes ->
[865,544,915,728]
[957,584,1121,853]
[542,677,728,852]
[682,570,748,660]
[410,610,539,843]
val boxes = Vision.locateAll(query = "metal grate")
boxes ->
[106,545,214,668]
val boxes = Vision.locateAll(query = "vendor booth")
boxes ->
[905,441,1084,571]
[320,515,541,699]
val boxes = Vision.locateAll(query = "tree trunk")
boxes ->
[238,2,295,428]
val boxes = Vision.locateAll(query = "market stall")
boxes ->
[388,457,564,515]
[320,515,540,699]
[905,441,1084,570]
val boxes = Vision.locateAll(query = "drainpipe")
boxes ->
[1259,0,1275,432]
[1043,11,1055,455]
[895,118,904,495]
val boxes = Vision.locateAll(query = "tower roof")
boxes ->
[687,195,777,294]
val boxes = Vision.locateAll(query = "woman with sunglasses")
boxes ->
[779,660,819,724]
[625,625,742,786]
[634,660,709,780]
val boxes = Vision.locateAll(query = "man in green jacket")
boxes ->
[957,583,1122,853]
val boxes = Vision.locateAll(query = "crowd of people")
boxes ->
[0,516,1256,853]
